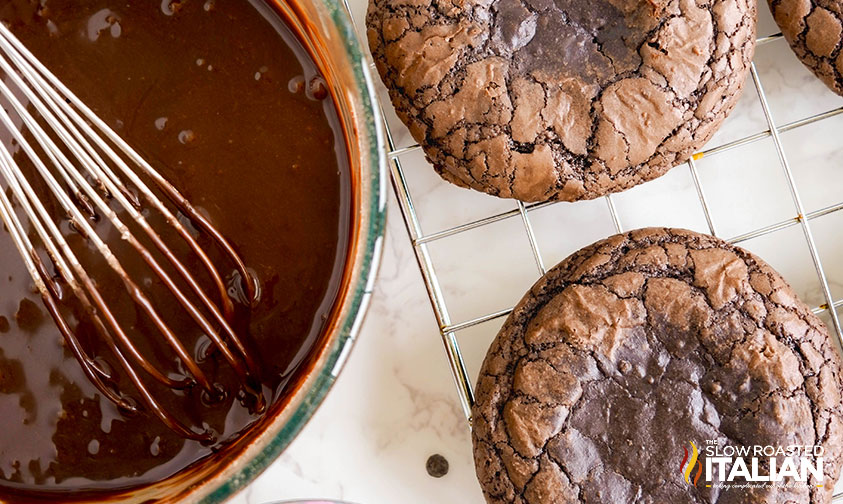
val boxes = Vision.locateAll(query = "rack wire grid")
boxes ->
[344,0,843,498]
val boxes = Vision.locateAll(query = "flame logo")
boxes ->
[680,442,702,487]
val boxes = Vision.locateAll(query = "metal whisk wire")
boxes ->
[0,23,264,440]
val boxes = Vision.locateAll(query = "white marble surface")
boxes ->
[230,3,843,503]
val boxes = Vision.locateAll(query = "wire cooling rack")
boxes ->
[343,0,843,498]
[376,32,843,415]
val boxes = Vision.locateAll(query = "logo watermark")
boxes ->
[679,440,825,490]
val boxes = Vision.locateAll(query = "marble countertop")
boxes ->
[231,2,843,503]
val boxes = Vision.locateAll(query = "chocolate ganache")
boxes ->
[0,0,351,499]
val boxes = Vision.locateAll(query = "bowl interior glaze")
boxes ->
[110,0,386,501]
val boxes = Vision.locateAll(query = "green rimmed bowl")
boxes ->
[124,0,386,501]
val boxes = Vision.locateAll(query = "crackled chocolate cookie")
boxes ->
[366,0,757,202]
[472,228,843,503]
[769,0,843,95]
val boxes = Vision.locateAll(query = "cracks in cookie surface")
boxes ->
[367,0,756,202]
[770,0,843,95]
[471,228,843,504]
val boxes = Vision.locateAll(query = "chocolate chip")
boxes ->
[426,453,449,478]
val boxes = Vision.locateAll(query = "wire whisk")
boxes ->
[0,22,264,441]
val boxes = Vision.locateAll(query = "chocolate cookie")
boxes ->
[472,228,843,503]
[769,0,843,95]
[366,0,757,202]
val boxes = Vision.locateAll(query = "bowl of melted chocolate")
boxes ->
[0,0,385,501]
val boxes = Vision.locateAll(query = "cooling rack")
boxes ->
[342,0,843,499]
[376,33,843,416]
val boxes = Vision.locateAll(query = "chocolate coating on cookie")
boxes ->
[366,0,757,202]
[769,0,843,95]
[471,228,843,503]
